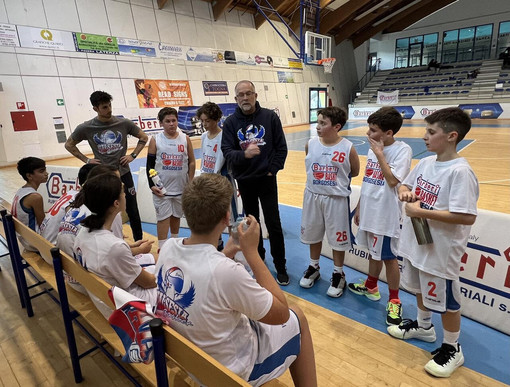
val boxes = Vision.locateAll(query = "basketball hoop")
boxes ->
[318,58,336,73]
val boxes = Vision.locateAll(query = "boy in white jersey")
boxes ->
[198,102,225,175]
[197,102,227,250]
[299,107,360,297]
[348,107,412,325]
[146,107,196,250]
[11,157,48,252]
[155,173,317,386]
[387,107,478,378]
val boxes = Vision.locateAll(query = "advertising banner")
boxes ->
[0,23,20,47]
[277,71,294,83]
[118,38,157,57]
[377,90,399,105]
[157,43,187,60]
[272,56,289,68]
[224,50,237,64]
[211,49,225,63]
[185,47,214,62]
[74,32,119,54]
[38,165,80,211]
[288,58,303,69]
[134,79,192,108]
[254,55,273,67]
[235,51,256,66]
[202,81,229,96]
[17,26,75,51]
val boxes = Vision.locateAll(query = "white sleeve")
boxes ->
[448,166,479,215]
[390,145,412,183]
[403,158,423,188]
[104,240,142,289]
[214,263,273,321]
[111,213,124,239]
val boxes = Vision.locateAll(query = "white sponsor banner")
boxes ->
[348,106,380,120]
[272,56,289,68]
[17,26,75,51]
[235,51,256,66]
[0,23,19,47]
[322,185,510,335]
[413,105,452,118]
[157,42,187,60]
[38,165,80,211]
[377,90,399,105]
[118,38,157,57]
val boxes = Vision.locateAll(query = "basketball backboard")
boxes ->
[305,31,332,65]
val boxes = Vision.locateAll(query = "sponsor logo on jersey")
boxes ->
[415,174,441,209]
[363,158,385,186]
[311,162,338,186]
[156,267,195,326]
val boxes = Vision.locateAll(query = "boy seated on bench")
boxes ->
[11,157,48,251]
[154,174,317,387]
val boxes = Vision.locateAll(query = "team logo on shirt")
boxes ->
[161,152,184,170]
[363,159,385,186]
[156,267,195,326]
[237,124,266,150]
[201,155,217,173]
[311,162,338,186]
[59,208,87,235]
[93,130,123,154]
[415,174,441,209]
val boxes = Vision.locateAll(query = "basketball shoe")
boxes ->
[387,319,437,342]
[424,343,464,378]
[347,279,381,301]
[326,272,346,297]
[386,299,403,325]
[299,266,320,288]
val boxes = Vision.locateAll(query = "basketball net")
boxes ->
[318,58,336,73]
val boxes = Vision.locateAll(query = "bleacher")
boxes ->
[354,59,509,105]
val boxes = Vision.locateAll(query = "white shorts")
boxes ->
[247,310,301,386]
[401,258,461,313]
[300,191,352,251]
[355,231,398,261]
[153,194,183,221]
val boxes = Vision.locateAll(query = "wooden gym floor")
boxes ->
[0,119,508,386]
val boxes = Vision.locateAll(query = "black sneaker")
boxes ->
[276,270,290,286]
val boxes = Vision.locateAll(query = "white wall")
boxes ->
[0,0,352,164]
[369,0,510,70]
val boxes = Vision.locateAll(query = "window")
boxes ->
[395,38,409,68]
[497,21,510,56]
[442,30,459,63]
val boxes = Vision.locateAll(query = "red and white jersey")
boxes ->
[40,189,78,244]
[398,156,479,280]
[155,131,189,195]
[305,137,353,197]
[201,131,225,174]
[358,141,412,238]
[11,187,38,251]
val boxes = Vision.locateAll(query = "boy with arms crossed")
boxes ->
[348,107,412,325]
[155,174,317,386]
[387,107,478,378]
[146,107,195,250]
[299,107,360,297]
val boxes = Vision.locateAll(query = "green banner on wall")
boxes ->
[73,32,119,54]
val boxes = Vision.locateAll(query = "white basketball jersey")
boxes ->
[40,190,78,244]
[11,187,38,251]
[305,137,353,196]
[200,131,225,174]
[155,131,189,195]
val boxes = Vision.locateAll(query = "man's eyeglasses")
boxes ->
[236,91,255,98]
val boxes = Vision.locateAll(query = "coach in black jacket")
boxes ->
[221,80,289,285]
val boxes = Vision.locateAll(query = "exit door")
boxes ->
[309,88,327,123]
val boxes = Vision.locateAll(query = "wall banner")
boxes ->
[202,81,229,96]
[377,90,399,105]
[38,165,80,211]
[118,38,156,57]
[17,26,75,51]
[0,23,20,47]
[272,56,289,68]
[186,47,214,62]
[134,79,192,108]
[288,58,303,69]
[277,71,294,83]
[235,51,256,66]
[255,55,273,67]
[73,33,119,54]
[158,43,187,60]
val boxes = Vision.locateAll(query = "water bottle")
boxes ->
[411,217,433,245]
[230,216,248,245]
[149,169,167,194]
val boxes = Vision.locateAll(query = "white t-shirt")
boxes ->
[398,156,479,280]
[74,228,156,305]
[200,131,225,174]
[154,238,273,380]
[155,131,189,195]
[358,141,412,237]
[305,137,353,197]
[40,190,78,244]
[11,186,38,251]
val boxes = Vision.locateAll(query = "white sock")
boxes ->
[158,239,167,249]
[171,233,178,238]
[443,329,460,346]
[310,259,320,269]
[333,265,343,274]
[417,309,432,329]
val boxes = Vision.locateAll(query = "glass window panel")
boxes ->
[442,30,459,63]
[395,38,409,68]
[310,90,318,109]
[318,91,327,108]
[410,36,423,44]
[423,33,438,64]
[474,24,492,60]
[497,21,510,55]
[458,27,475,61]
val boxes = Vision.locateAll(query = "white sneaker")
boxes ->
[387,319,437,342]
[299,266,320,288]
[326,272,346,297]
[424,343,464,378]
